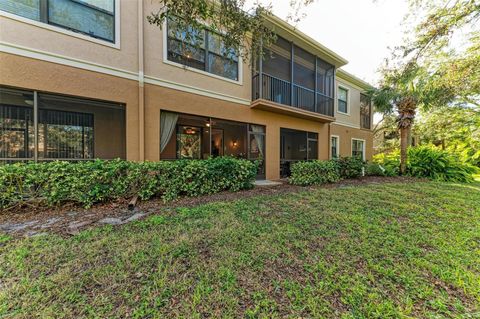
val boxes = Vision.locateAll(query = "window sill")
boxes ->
[162,59,243,86]
[0,10,120,50]
[337,110,350,116]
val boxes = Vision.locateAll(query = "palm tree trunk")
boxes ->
[400,127,408,175]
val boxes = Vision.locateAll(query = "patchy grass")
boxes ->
[0,181,479,318]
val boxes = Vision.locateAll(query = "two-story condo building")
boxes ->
[0,0,373,180]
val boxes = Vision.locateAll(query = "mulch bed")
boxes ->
[0,176,422,237]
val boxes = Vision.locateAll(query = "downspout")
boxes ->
[138,0,145,161]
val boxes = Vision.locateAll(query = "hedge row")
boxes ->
[289,157,365,186]
[0,157,258,209]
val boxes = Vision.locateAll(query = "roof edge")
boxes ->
[336,69,374,91]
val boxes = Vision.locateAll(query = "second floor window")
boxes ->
[167,17,239,81]
[338,87,348,114]
[0,0,115,43]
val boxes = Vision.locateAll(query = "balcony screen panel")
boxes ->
[360,93,372,129]
[0,88,34,159]
[317,59,335,98]
[263,36,291,82]
[0,0,40,21]
[48,0,115,42]
[308,140,318,160]
[293,45,315,90]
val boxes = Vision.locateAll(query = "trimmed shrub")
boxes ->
[0,157,258,209]
[289,160,341,186]
[334,157,365,179]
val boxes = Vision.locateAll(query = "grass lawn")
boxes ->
[1,181,479,318]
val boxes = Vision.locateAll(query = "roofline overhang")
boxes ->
[336,69,375,91]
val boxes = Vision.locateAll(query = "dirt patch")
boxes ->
[0,176,423,237]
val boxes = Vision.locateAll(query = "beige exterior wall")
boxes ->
[330,124,374,161]
[0,53,140,161]
[142,1,251,103]
[0,1,374,178]
[145,84,330,180]
[0,1,139,73]
[334,77,371,129]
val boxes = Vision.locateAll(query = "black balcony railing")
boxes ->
[252,73,334,117]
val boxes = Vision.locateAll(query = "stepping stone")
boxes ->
[40,217,63,228]
[68,220,94,229]
[0,220,39,233]
[124,212,146,223]
[254,180,283,186]
[98,217,123,225]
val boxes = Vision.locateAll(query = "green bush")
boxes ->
[373,146,477,182]
[334,157,365,179]
[365,163,386,176]
[373,151,400,176]
[289,160,341,186]
[0,157,258,209]
[407,146,477,182]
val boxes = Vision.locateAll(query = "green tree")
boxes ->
[371,0,480,174]
[414,106,480,166]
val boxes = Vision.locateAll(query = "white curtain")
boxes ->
[251,125,264,158]
[160,111,178,153]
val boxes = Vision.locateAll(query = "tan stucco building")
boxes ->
[0,0,373,180]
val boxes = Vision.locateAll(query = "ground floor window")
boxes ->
[160,111,265,178]
[352,138,365,160]
[0,87,126,162]
[280,128,318,177]
[331,135,339,158]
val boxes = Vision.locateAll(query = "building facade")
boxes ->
[0,0,373,180]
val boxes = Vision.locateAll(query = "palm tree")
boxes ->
[369,65,421,175]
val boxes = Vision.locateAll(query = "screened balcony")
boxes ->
[252,36,335,120]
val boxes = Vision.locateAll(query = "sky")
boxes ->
[246,0,410,85]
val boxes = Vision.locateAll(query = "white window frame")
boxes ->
[337,86,350,115]
[0,0,121,49]
[351,138,366,161]
[330,135,340,159]
[162,20,243,85]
